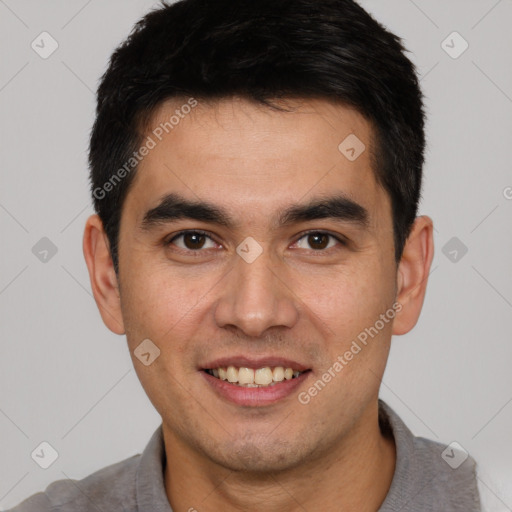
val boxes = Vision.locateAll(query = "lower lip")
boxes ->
[201,370,311,407]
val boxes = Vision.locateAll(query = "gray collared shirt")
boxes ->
[7,400,481,511]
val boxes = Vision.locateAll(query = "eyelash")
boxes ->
[165,229,347,255]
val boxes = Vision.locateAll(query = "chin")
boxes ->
[203,437,312,474]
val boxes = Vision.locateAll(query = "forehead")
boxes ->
[125,97,390,233]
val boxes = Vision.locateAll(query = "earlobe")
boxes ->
[392,216,434,336]
[83,214,125,335]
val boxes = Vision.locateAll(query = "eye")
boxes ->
[165,229,347,254]
[293,231,346,251]
[167,230,219,251]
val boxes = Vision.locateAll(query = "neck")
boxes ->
[163,400,396,512]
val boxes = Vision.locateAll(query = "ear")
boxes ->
[392,215,434,336]
[83,214,125,335]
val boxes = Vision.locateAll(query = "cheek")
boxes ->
[119,261,203,345]
[295,260,391,338]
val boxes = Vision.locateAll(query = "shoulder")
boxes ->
[413,435,480,495]
[379,400,482,511]
[6,454,140,512]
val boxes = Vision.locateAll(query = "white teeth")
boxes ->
[272,367,285,382]
[254,367,273,385]
[226,366,238,383]
[207,365,304,387]
[238,367,255,385]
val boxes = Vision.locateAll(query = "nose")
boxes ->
[213,248,300,338]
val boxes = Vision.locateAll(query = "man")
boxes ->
[8,0,482,510]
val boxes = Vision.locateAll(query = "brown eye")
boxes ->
[307,233,329,250]
[184,233,206,249]
[168,231,217,251]
[294,231,345,251]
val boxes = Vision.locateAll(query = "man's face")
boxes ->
[116,97,398,472]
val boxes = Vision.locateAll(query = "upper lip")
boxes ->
[200,356,310,372]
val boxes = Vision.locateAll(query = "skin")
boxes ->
[83,97,434,512]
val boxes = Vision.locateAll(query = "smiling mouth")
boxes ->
[203,366,309,387]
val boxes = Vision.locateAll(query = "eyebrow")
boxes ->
[141,192,370,231]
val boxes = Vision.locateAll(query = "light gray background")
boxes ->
[1,0,511,510]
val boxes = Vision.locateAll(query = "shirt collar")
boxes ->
[377,399,420,511]
[135,424,173,512]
